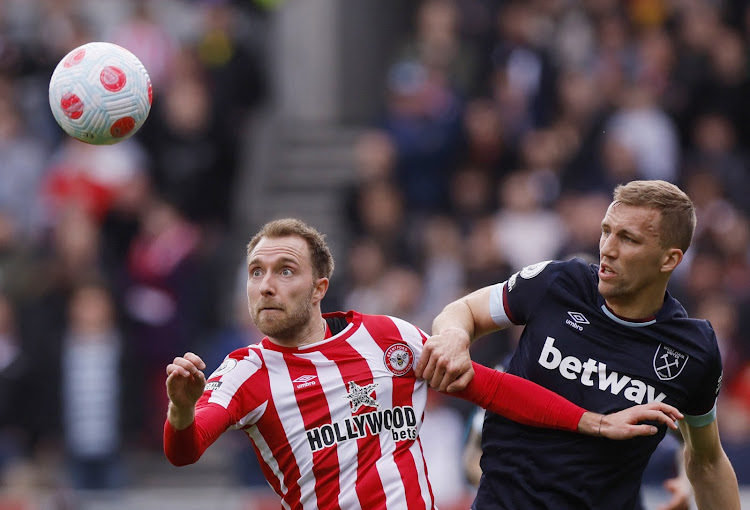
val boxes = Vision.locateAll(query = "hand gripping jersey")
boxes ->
[477,258,723,510]
[164,311,587,510]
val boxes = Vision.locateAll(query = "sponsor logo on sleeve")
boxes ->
[209,358,237,379]
[204,381,222,392]
[519,260,552,279]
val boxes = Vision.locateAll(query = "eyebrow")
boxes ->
[603,221,643,240]
[248,255,300,267]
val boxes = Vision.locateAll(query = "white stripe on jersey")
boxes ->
[387,315,429,415]
[385,316,433,509]
[490,281,514,327]
[264,349,320,510]
[295,349,362,510]
[348,323,405,510]
[246,425,291,508]
[411,439,433,509]
[231,401,267,430]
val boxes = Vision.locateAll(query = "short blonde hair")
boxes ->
[246,218,335,280]
[612,180,696,253]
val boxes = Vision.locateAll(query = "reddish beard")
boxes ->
[251,287,315,341]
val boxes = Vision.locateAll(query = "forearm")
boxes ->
[432,300,476,339]
[452,363,585,431]
[167,401,196,430]
[164,403,232,466]
[687,451,741,510]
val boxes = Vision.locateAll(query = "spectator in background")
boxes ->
[112,0,177,92]
[195,0,267,229]
[491,170,567,269]
[0,292,32,476]
[602,84,679,183]
[392,0,480,97]
[121,199,208,447]
[341,237,389,314]
[61,279,126,490]
[20,205,106,453]
[39,138,149,230]
[685,111,750,216]
[381,58,463,216]
[0,88,48,241]
[459,98,516,179]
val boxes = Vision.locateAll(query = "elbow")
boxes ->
[165,451,200,467]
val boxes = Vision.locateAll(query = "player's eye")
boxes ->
[281,268,293,276]
[250,268,263,277]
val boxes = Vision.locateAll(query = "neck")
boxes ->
[268,316,327,348]
[605,293,664,320]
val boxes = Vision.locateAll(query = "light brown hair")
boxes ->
[246,218,335,280]
[612,180,696,253]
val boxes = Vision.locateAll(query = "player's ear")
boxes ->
[312,278,329,304]
[660,248,683,273]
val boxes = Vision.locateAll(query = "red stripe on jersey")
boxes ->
[361,314,431,510]
[284,352,341,510]
[327,338,387,508]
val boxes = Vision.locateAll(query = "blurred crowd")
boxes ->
[0,0,269,496]
[1,0,750,506]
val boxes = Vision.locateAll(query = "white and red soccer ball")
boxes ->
[48,42,152,145]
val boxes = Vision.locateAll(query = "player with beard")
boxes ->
[164,218,683,509]
[417,180,740,509]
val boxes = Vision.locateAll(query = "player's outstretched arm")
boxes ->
[579,403,684,439]
[418,286,501,392]
[678,419,741,510]
[451,364,684,439]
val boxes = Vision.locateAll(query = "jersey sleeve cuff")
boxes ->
[490,282,514,327]
[682,403,717,428]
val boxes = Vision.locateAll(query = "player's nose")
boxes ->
[600,234,617,258]
[258,272,276,295]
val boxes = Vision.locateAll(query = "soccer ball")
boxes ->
[48,42,152,145]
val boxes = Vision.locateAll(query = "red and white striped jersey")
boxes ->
[197,310,436,510]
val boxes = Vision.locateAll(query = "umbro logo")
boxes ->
[293,375,318,389]
[566,311,589,331]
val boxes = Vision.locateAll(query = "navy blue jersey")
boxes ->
[475,258,722,510]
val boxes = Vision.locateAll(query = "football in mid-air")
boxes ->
[48,41,152,145]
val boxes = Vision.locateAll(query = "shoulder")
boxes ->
[508,257,595,291]
[662,295,719,348]
[352,312,427,347]
[206,345,265,380]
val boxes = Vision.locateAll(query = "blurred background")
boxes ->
[1,0,750,508]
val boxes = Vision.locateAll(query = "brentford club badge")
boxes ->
[384,343,414,376]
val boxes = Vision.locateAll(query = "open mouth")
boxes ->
[599,264,616,279]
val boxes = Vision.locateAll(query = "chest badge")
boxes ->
[653,344,689,381]
[384,343,414,376]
